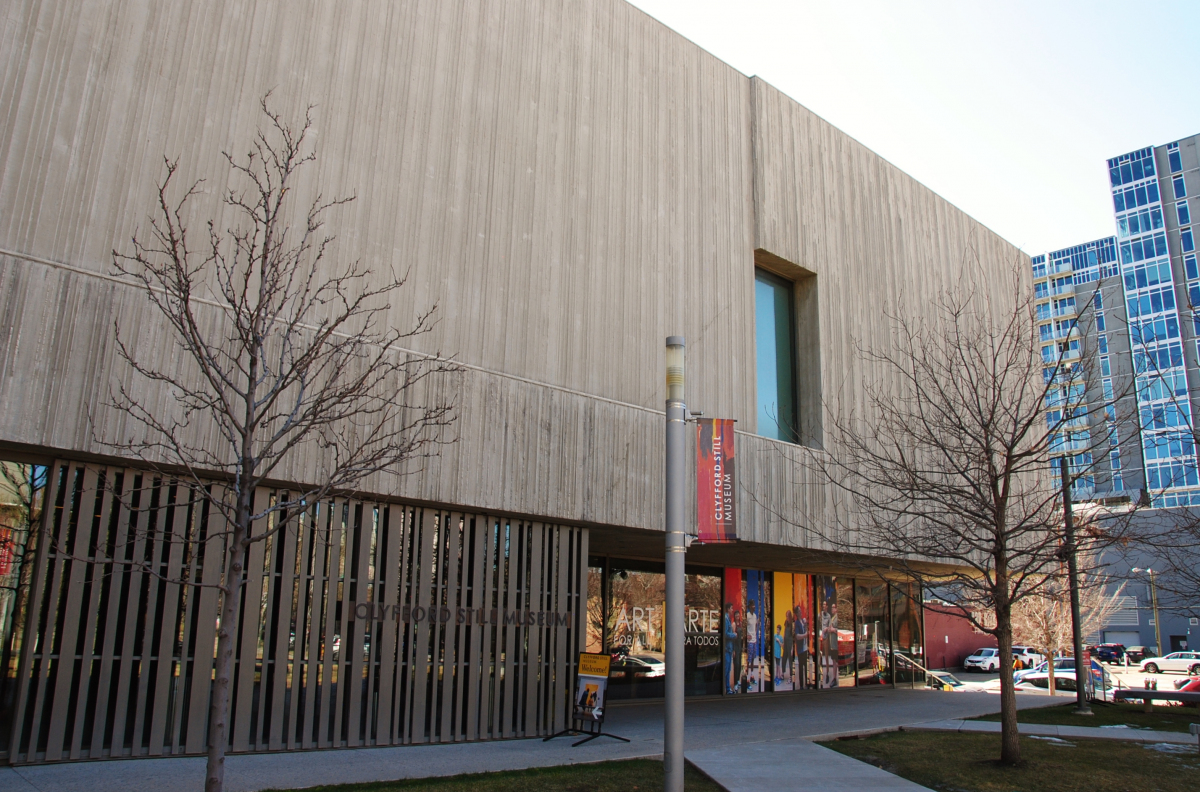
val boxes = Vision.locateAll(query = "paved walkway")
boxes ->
[0,688,1063,792]
[911,718,1197,745]
[688,737,932,791]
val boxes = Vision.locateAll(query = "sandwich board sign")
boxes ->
[574,652,611,722]
[544,652,629,747]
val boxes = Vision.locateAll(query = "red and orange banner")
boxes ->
[696,418,737,543]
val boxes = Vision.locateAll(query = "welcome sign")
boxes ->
[574,652,611,722]
[696,418,737,543]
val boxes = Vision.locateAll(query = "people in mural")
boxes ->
[781,611,793,687]
[793,602,809,688]
[773,624,784,686]
[724,568,773,693]
[723,569,744,694]
[816,577,839,688]
[792,573,812,689]
[724,602,737,694]
[598,565,921,698]
[745,597,759,689]
[747,571,772,692]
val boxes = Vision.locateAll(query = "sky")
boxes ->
[626,0,1200,255]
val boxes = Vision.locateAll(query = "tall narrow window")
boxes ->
[755,269,798,442]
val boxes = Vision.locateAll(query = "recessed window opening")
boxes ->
[755,269,799,443]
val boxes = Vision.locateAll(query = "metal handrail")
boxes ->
[894,652,932,676]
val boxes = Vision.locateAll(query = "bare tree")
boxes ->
[1012,556,1125,694]
[797,257,1130,764]
[99,97,456,792]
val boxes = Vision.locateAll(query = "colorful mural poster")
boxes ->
[772,572,793,691]
[722,568,743,694]
[723,568,770,693]
[791,574,813,689]
[744,570,770,692]
[814,575,839,689]
[765,573,816,692]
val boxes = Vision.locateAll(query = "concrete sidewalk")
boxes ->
[0,688,1063,792]
[910,718,1197,745]
[689,737,933,791]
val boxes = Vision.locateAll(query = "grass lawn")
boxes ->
[973,701,1199,733]
[825,730,1200,792]
[264,758,722,792]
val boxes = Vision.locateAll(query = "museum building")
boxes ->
[0,0,1024,765]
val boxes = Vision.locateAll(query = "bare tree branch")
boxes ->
[99,95,458,792]
[754,249,1140,764]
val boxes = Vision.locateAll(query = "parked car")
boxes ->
[1014,666,1113,693]
[1014,656,1076,684]
[1091,643,1126,663]
[1140,651,1200,675]
[926,670,966,691]
[611,654,665,678]
[1011,646,1045,669]
[1126,646,1153,664]
[964,648,1001,672]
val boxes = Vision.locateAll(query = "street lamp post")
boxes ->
[1132,568,1162,656]
[1059,455,1092,714]
[664,337,687,792]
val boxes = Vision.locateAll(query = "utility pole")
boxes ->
[1059,455,1092,715]
[1150,570,1161,656]
[664,336,687,792]
[1133,568,1162,656]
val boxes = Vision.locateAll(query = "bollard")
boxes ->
[1190,723,1199,754]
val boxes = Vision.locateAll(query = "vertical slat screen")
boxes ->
[8,461,587,763]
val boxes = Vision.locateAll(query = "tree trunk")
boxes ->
[206,524,249,792]
[1047,647,1055,696]
[996,610,1021,764]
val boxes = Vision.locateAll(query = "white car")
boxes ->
[1014,657,1072,684]
[1140,651,1200,675]
[1011,646,1045,669]
[963,648,1000,672]
[1014,667,1112,693]
[613,654,666,678]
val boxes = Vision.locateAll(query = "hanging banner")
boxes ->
[573,652,611,722]
[696,418,737,543]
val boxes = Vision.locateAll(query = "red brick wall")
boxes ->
[924,602,996,670]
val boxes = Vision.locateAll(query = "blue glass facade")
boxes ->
[1108,145,1200,505]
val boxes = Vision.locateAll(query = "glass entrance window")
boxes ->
[684,573,723,695]
[604,560,722,699]
[836,580,856,687]
[586,563,604,653]
[755,269,798,442]
[891,582,925,685]
[607,565,666,699]
[855,583,890,685]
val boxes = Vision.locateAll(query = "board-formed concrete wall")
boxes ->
[0,0,1026,547]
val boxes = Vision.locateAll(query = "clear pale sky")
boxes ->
[627,0,1200,256]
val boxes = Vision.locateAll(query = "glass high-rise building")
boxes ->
[1033,135,1200,506]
